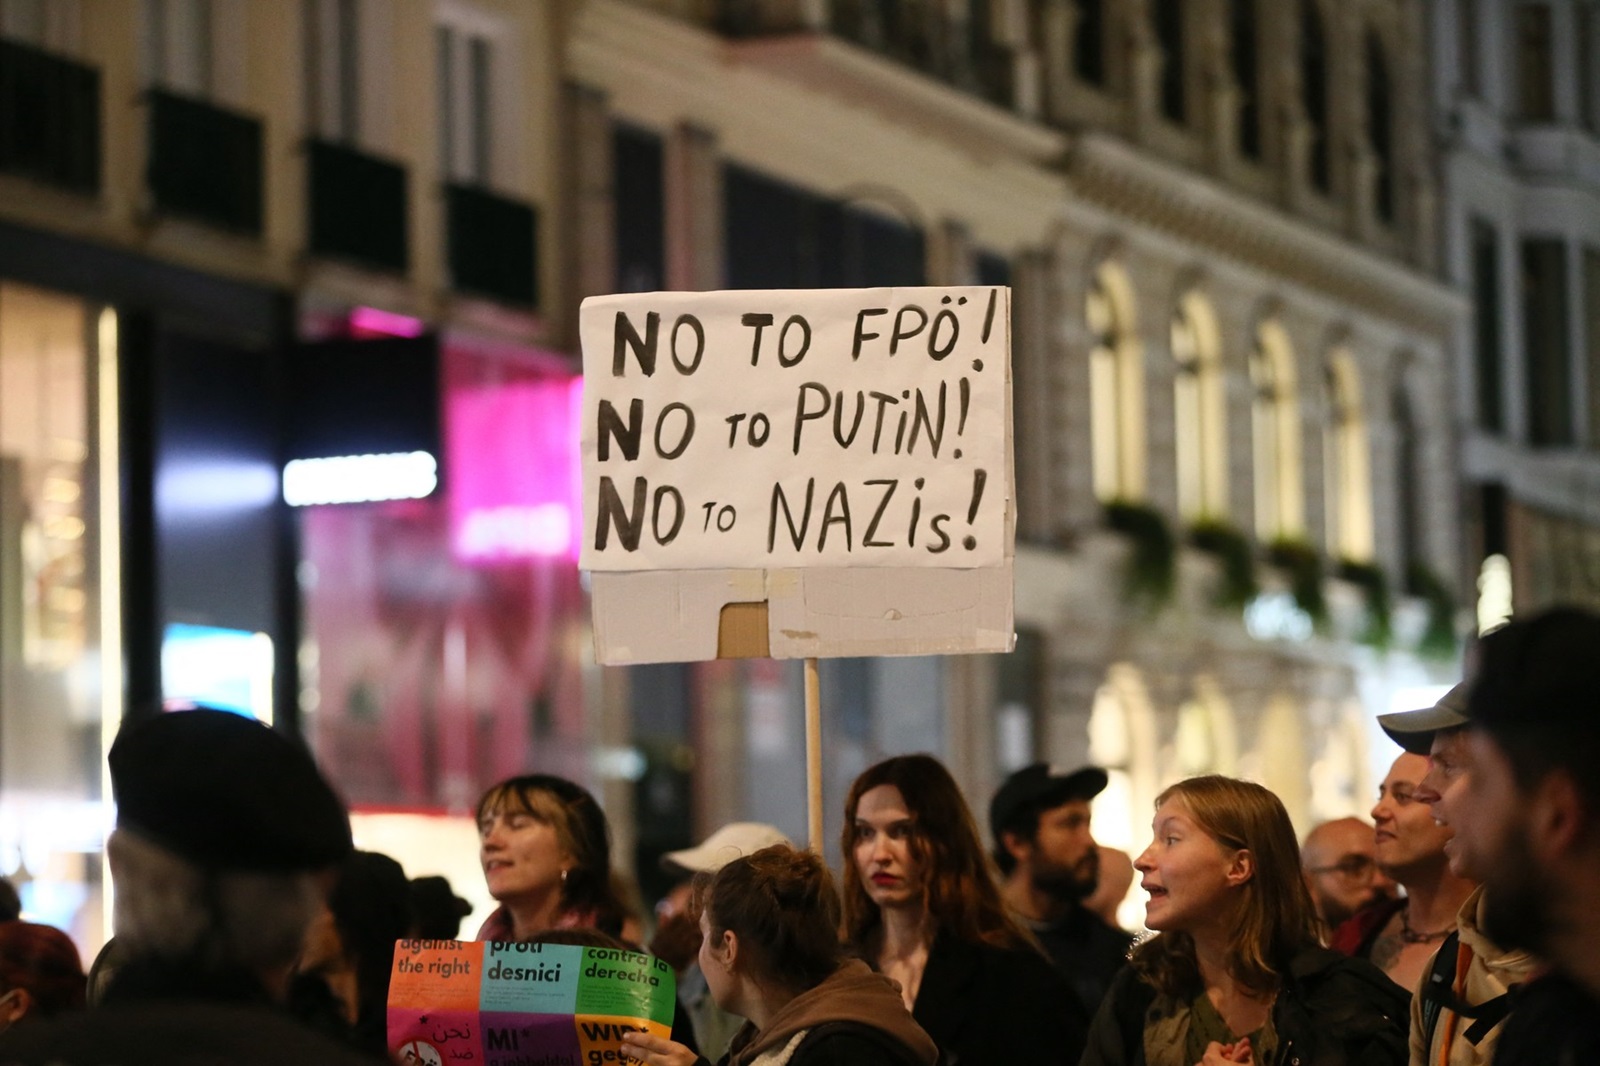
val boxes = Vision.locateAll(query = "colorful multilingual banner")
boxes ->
[388,939,676,1066]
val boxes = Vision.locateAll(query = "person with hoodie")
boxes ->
[621,843,938,1066]
[1081,776,1408,1066]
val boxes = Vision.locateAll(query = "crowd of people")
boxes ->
[0,603,1596,1064]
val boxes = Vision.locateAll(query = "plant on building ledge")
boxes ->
[1104,500,1176,609]
[1334,558,1392,649]
[1406,562,1459,660]
[1188,518,1259,611]
[1265,537,1328,627]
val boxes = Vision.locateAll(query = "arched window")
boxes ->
[1323,351,1373,561]
[1251,320,1303,540]
[1088,263,1145,501]
[1366,32,1396,223]
[1302,0,1330,193]
[1172,292,1227,519]
[1231,0,1262,160]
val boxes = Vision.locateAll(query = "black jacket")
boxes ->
[1491,970,1600,1066]
[911,934,1087,1066]
[1079,945,1407,1066]
[1027,902,1134,1019]
[0,959,382,1066]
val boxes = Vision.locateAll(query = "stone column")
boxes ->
[664,122,724,291]
[558,83,616,350]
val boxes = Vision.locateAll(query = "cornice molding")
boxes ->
[1065,132,1467,334]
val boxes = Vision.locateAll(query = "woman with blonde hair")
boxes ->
[621,843,938,1066]
[841,754,1086,1065]
[1082,775,1407,1066]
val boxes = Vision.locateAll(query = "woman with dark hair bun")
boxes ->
[621,843,938,1066]
[841,754,1086,1066]
[1082,776,1407,1066]
[475,774,626,941]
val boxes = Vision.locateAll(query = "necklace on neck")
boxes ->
[1400,906,1454,944]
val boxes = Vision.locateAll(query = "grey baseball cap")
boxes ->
[1377,682,1470,755]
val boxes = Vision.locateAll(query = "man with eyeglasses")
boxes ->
[1378,681,1538,1066]
[1329,713,1478,993]
[1302,816,1397,931]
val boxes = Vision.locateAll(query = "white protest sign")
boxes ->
[579,287,1009,572]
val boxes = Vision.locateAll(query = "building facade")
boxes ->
[0,0,1470,949]
[1428,0,1600,628]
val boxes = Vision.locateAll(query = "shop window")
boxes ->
[1471,218,1504,432]
[1521,237,1573,446]
[300,336,587,811]
[1172,292,1226,520]
[1323,351,1373,561]
[1087,262,1144,502]
[0,281,111,946]
[1302,0,1330,193]
[1251,320,1303,540]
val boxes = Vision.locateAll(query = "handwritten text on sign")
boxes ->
[579,287,1009,571]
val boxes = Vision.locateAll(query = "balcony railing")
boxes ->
[307,138,409,273]
[146,88,263,234]
[0,38,100,194]
[718,0,1014,108]
[445,183,538,308]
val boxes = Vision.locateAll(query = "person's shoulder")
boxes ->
[0,1001,384,1065]
[1494,970,1600,1065]
[793,1022,933,1066]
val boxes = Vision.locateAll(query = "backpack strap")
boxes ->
[1419,930,1461,1051]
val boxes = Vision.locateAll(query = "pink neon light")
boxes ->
[349,306,426,339]
[447,376,582,562]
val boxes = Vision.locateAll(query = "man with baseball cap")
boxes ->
[990,763,1131,1016]
[0,707,377,1064]
[1377,682,1537,1066]
[1424,606,1600,1065]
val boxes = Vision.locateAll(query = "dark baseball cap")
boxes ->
[1377,683,1470,755]
[989,763,1108,841]
[109,707,352,872]
[1464,606,1600,739]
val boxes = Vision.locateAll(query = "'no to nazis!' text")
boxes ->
[578,287,1010,572]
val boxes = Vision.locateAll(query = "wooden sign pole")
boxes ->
[805,656,823,853]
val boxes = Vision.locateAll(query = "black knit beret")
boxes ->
[109,708,352,872]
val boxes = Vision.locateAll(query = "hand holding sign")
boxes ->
[580,287,1009,572]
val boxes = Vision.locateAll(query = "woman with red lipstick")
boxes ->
[1081,776,1407,1066]
[840,754,1086,1066]
[474,773,626,942]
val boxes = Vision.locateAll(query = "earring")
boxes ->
[560,868,569,884]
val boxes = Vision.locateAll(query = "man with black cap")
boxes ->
[990,762,1131,1017]
[1429,606,1600,1065]
[0,707,379,1064]
[1377,683,1537,1066]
